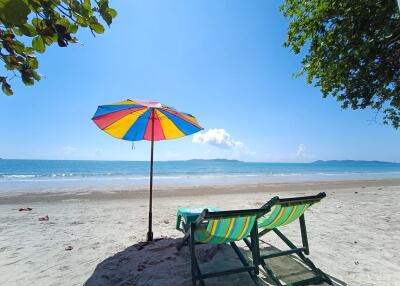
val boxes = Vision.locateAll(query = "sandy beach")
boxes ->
[1,179,400,286]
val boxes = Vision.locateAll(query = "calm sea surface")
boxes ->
[1,159,400,192]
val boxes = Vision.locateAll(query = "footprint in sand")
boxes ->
[137,263,146,272]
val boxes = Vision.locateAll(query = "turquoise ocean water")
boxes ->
[1,159,400,192]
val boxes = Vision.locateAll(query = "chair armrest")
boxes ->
[192,209,209,226]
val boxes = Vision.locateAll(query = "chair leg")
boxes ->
[244,237,252,248]
[273,228,333,285]
[189,224,198,286]
[245,233,283,285]
[259,228,272,238]
[230,242,260,285]
[260,260,283,286]
[248,225,331,286]
[177,233,190,250]
[273,228,316,270]
[189,224,205,286]
[299,215,309,255]
[251,221,261,275]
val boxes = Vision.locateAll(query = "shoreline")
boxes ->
[2,178,400,204]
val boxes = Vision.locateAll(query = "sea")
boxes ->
[1,159,400,192]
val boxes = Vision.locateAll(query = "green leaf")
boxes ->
[280,0,400,128]
[1,81,13,96]
[98,0,109,10]
[0,0,118,96]
[25,47,35,55]
[31,71,41,81]
[108,8,117,18]
[83,0,91,8]
[55,17,70,27]
[76,15,88,27]
[69,0,80,12]
[18,23,37,36]
[0,0,30,26]
[90,22,104,34]
[27,57,39,69]
[32,18,43,29]
[21,72,34,86]
[11,40,25,54]
[32,36,45,53]
[68,24,79,34]
[13,27,23,36]
[4,55,18,69]
[43,34,57,45]
[81,0,92,17]
[100,10,112,26]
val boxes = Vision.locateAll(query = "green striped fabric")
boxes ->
[258,203,312,229]
[194,215,256,244]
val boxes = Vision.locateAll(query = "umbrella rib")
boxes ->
[159,108,202,129]
[153,110,166,140]
[127,107,153,140]
[92,104,144,118]
[92,107,148,130]
[157,109,187,136]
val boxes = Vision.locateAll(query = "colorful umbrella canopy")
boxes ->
[92,99,203,241]
[92,99,202,141]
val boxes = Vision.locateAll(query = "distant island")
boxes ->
[186,159,242,163]
[312,160,399,164]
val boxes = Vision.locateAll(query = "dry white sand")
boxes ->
[1,180,400,286]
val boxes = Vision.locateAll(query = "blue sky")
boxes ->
[1,0,399,162]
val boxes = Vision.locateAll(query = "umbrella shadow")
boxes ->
[84,237,347,286]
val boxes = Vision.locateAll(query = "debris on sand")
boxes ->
[19,208,32,211]
[38,215,49,221]
[65,246,73,251]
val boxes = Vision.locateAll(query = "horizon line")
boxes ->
[1,158,399,164]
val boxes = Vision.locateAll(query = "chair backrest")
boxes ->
[193,208,269,244]
[258,193,326,230]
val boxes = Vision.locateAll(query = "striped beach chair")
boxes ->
[245,192,332,286]
[176,207,271,286]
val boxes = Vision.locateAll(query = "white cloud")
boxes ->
[60,146,77,156]
[94,148,103,158]
[192,128,256,160]
[193,128,243,149]
[295,144,315,161]
[296,144,306,157]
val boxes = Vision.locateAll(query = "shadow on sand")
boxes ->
[84,238,347,286]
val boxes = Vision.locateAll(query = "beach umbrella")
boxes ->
[92,99,203,241]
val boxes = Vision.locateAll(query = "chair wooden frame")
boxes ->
[245,192,333,286]
[177,208,271,286]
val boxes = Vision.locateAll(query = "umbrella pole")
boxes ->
[147,110,155,242]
